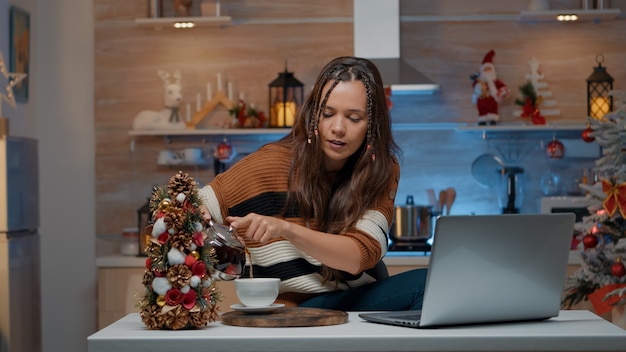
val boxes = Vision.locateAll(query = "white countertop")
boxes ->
[96,251,583,268]
[88,310,626,352]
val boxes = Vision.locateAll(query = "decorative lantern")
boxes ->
[137,197,151,257]
[268,63,304,128]
[586,54,613,120]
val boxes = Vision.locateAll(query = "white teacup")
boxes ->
[182,148,202,163]
[235,278,280,307]
[157,150,181,165]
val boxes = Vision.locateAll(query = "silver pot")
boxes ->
[389,195,435,242]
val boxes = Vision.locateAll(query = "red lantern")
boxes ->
[546,138,565,159]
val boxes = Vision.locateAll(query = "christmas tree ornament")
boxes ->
[582,125,595,143]
[582,233,599,249]
[0,51,27,117]
[545,137,565,159]
[611,259,626,278]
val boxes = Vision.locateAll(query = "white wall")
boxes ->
[30,0,96,351]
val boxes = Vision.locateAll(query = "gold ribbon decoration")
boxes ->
[601,179,626,217]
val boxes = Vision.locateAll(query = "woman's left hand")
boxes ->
[226,213,289,243]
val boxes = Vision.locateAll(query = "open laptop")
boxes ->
[359,213,575,328]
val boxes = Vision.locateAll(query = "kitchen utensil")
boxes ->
[497,166,525,214]
[438,190,447,214]
[205,220,247,280]
[425,188,437,207]
[445,188,456,215]
[471,153,504,188]
[389,195,434,242]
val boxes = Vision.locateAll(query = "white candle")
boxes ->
[196,93,201,111]
[228,82,233,100]
[216,0,221,16]
[217,73,222,91]
[239,92,244,101]
[186,103,191,122]
[206,82,212,100]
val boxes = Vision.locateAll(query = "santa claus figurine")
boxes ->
[471,50,510,125]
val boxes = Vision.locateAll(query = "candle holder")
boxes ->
[587,54,613,120]
[268,63,304,128]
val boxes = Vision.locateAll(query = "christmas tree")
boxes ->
[562,91,626,315]
[138,171,222,330]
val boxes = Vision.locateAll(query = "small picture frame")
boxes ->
[9,6,30,103]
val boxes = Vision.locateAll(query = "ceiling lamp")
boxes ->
[556,14,578,21]
[173,21,195,29]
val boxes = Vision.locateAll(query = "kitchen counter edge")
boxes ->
[96,251,583,268]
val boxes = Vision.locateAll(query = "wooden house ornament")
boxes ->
[186,89,235,129]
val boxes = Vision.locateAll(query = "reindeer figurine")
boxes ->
[132,69,185,130]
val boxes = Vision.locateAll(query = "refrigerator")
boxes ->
[0,136,41,352]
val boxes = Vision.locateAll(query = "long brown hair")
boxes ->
[277,56,400,282]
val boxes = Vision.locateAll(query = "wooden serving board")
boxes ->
[220,307,348,327]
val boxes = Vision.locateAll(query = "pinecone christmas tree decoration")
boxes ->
[138,171,221,330]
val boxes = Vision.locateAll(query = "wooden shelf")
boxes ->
[134,16,232,29]
[129,128,291,137]
[519,9,620,22]
[456,122,586,133]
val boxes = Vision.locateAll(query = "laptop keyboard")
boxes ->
[389,313,422,321]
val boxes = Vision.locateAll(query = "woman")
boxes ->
[199,56,427,310]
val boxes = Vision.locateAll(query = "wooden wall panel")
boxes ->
[94,0,626,238]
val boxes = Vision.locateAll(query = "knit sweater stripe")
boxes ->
[200,143,396,303]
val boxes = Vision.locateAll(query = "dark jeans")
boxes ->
[298,268,427,311]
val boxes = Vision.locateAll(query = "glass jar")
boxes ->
[120,227,139,256]
[205,221,246,280]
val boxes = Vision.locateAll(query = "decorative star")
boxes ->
[0,51,27,111]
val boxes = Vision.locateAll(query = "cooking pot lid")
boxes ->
[471,153,504,188]
[208,221,245,249]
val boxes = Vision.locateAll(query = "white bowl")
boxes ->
[234,278,280,307]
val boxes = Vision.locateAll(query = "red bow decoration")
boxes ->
[588,283,626,315]
[521,97,545,125]
[602,179,626,217]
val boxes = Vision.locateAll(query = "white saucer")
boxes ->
[230,303,285,314]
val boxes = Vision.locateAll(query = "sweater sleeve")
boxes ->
[343,159,400,272]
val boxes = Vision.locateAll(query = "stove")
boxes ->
[388,240,431,253]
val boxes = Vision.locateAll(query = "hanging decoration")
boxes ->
[545,137,565,159]
[0,51,27,117]
[582,122,596,143]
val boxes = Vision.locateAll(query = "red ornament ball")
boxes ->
[582,127,595,143]
[582,234,598,249]
[546,139,565,159]
[611,260,626,278]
